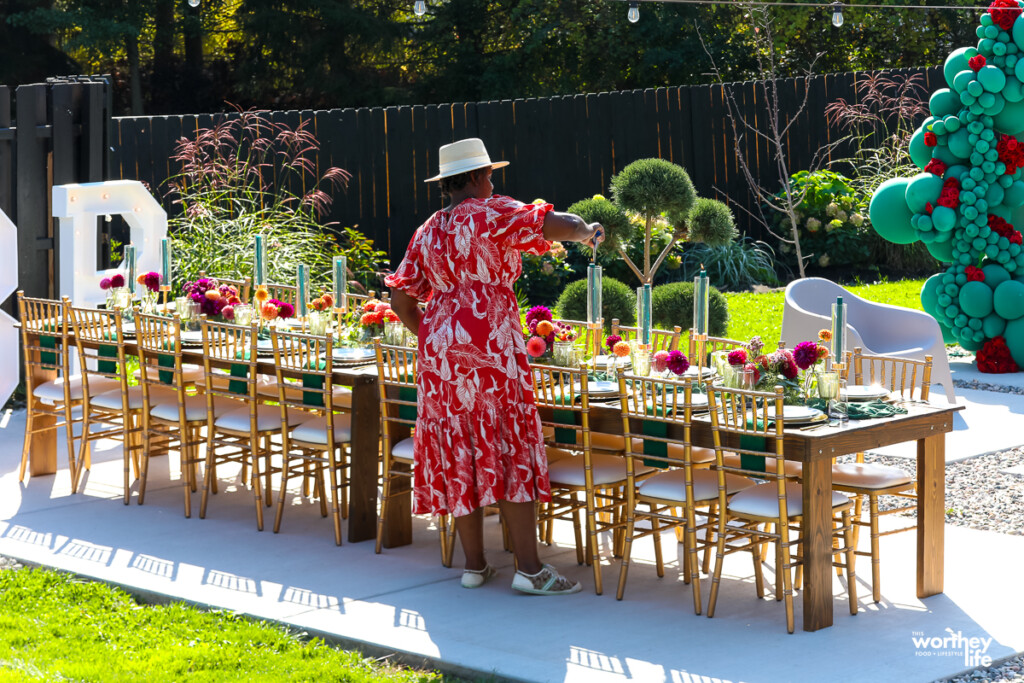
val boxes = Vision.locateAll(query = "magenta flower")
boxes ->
[142,272,161,293]
[100,277,112,290]
[110,273,125,288]
[652,350,670,373]
[605,334,623,353]
[727,349,747,366]
[667,350,690,375]
[793,341,819,371]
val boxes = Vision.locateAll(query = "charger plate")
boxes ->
[842,384,890,402]
[762,404,825,425]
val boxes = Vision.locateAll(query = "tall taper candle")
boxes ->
[159,238,172,290]
[333,255,347,312]
[587,264,603,325]
[637,284,653,346]
[124,243,136,294]
[297,264,310,318]
[693,265,709,336]
[832,297,846,364]
[254,234,267,287]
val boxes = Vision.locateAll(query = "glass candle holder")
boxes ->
[308,309,330,336]
[233,303,253,327]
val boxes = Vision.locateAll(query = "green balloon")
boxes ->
[905,173,944,213]
[939,320,959,344]
[935,145,967,166]
[1003,317,1024,365]
[908,126,932,169]
[983,312,1007,338]
[983,263,1012,287]
[949,128,975,160]
[932,205,957,231]
[870,178,918,245]
[960,334,986,352]
[945,164,969,181]
[1015,17,1024,54]
[930,88,961,117]
[993,98,1024,135]
[994,279,1024,319]
[921,273,943,315]
[1004,179,1024,207]
[986,182,1006,207]
[955,69,977,93]
[980,65,1007,93]
[983,93,1005,116]
[1005,77,1024,103]
[946,47,973,87]
[960,280,995,317]
[926,237,955,262]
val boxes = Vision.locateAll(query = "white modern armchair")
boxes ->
[781,278,955,402]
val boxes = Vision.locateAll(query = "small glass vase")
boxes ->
[140,290,158,314]
[308,310,330,337]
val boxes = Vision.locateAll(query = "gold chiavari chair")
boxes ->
[686,331,750,368]
[17,293,115,485]
[135,311,219,516]
[614,371,756,613]
[705,384,857,633]
[271,328,350,545]
[373,339,455,566]
[258,282,298,308]
[68,305,146,498]
[828,347,933,603]
[198,272,252,305]
[610,319,682,352]
[535,363,645,595]
[199,317,303,530]
[550,317,600,359]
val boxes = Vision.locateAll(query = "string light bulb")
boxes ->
[628,1,640,22]
[414,0,426,16]
[188,0,200,7]
[831,2,844,26]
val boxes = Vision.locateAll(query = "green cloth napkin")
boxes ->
[157,353,176,385]
[98,331,120,374]
[39,320,60,367]
[302,360,328,407]
[228,350,252,395]
[640,418,669,469]
[805,398,908,419]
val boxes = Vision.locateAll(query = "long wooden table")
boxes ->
[23,333,395,546]
[581,399,963,632]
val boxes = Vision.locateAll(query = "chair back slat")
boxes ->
[270,327,335,412]
[530,362,591,452]
[198,272,252,305]
[611,319,681,352]
[200,317,260,404]
[374,339,418,429]
[68,305,130,399]
[687,330,749,367]
[850,346,933,401]
[17,292,71,374]
[617,371,696,471]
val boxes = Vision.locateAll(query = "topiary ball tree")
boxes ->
[688,198,739,247]
[555,276,637,330]
[651,281,729,337]
[566,196,632,256]
[610,158,698,284]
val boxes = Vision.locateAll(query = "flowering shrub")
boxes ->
[770,170,873,270]
[520,239,576,306]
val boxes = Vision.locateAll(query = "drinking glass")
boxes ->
[816,371,839,400]
[384,320,406,346]
[632,349,651,377]
[233,303,253,327]
[736,367,755,390]
[553,341,573,367]
[174,296,189,314]
[184,301,201,331]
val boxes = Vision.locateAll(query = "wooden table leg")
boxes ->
[917,433,945,598]
[347,377,381,543]
[801,455,834,631]
[382,423,413,549]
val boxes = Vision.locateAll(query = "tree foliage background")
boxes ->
[4,0,978,116]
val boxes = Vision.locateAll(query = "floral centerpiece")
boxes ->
[252,284,295,334]
[135,271,161,313]
[99,273,127,310]
[182,278,241,319]
[524,305,582,364]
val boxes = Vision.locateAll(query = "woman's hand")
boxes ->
[581,223,604,251]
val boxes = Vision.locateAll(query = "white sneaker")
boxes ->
[461,565,497,589]
[511,564,582,595]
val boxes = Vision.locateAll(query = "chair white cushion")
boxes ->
[150,394,238,423]
[392,436,415,461]
[728,481,850,518]
[831,462,913,490]
[548,452,655,487]
[638,468,756,503]
[629,438,715,465]
[723,453,803,476]
[257,380,353,409]
[90,385,174,411]
[290,414,352,445]
[215,405,310,433]
[33,375,120,402]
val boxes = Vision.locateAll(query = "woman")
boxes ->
[386,138,602,595]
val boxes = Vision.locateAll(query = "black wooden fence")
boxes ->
[0,75,113,309]
[108,66,944,268]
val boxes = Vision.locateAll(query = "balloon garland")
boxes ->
[869,0,1024,369]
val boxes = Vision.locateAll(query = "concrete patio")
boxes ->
[1,363,1023,683]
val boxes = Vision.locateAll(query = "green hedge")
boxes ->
[554,276,636,330]
[651,281,729,336]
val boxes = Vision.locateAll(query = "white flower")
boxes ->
[850,212,864,227]
[806,217,821,232]
[818,253,831,267]
[826,202,839,217]
[836,210,848,222]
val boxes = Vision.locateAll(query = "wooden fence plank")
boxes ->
[16,84,52,298]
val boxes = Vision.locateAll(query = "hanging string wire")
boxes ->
[614,0,998,11]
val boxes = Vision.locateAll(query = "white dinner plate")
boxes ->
[655,391,710,411]
[179,330,203,345]
[762,404,825,425]
[842,384,890,402]
[680,365,717,380]
[593,354,631,369]
[571,380,619,396]
[332,347,376,362]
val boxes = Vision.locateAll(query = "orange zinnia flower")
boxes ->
[535,320,554,336]
[261,302,278,320]
[322,293,334,308]
[818,329,832,342]
[613,341,631,358]
[255,286,269,303]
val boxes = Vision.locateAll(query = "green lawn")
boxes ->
[0,568,464,683]
[723,278,928,349]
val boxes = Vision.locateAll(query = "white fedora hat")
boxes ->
[424,137,509,182]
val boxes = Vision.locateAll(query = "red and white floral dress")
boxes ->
[384,195,553,517]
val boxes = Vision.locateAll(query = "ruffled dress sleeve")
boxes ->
[385,223,434,301]
[484,195,553,255]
